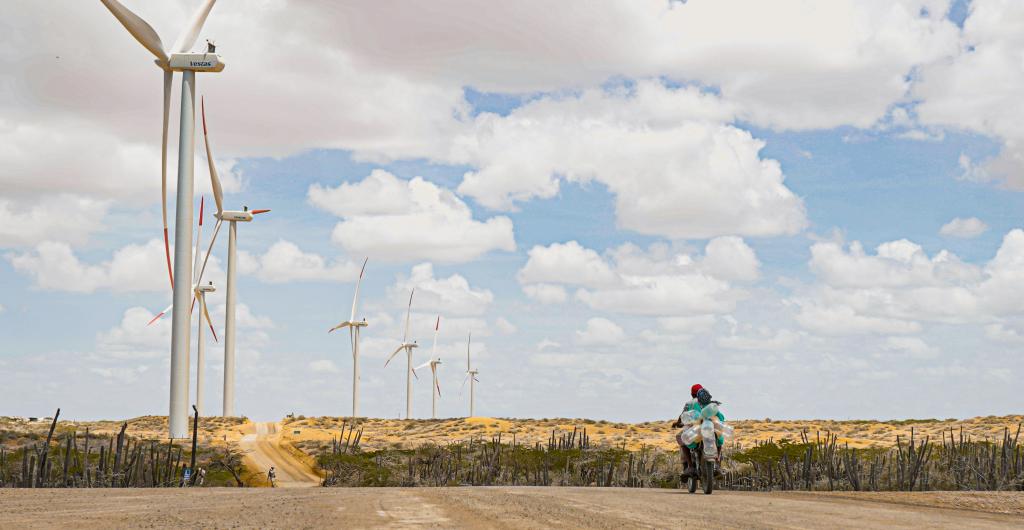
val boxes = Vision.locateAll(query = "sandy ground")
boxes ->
[281,415,1024,452]
[0,488,1021,529]
[238,422,320,487]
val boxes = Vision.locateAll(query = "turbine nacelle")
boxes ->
[195,282,216,294]
[218,208,270,222]
[166,52,225,72]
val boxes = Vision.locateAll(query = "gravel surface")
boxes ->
[1,488,1022,529]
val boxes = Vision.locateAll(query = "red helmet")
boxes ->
[690,384,703,398]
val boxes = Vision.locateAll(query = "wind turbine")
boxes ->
[462,333,480,417]
[100,0,224,438]
[329,257,369,417]
[145,196,218,419]
[189,196,218,417]
[384,290,418,419]
[413,316,443,419]
[198,100,270,417]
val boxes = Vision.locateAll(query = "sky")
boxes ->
[1,0,1022,423]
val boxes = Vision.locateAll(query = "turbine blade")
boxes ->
[171,0,217,54]
[414,360,432,371]
[431,315,440,356]
[192,196,205,286]
[251,209,271,215]
[466,332,472,371]
[99,0,168,63]
[384,345,403,367]
[161,70,173,290]
[435,377,442,397]
[412,367,419,380]
[147,303,173,326]
[328,322,351,333]
[200,98,224,215]
[201,294,218,343]
[195,218,222,288]
[350,257,367,322]
[460,373,470,393]
[402,289,414,343]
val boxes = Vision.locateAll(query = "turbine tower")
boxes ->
[462,333,480,418]
[100,0,224,438]
[199,100,270,417]
[329,257,369,417]
[385,290,418,419]
[414,317,443,419]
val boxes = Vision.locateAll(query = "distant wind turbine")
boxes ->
[145,197,218,416]
[414,316,443,419]
[198,100,270,417]
[329,257,369,417]
[99,0,223,438]
[385,290,418,419]
[461,333,480,417]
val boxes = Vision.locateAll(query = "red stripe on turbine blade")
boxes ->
[190,296,197,315]
[164,228,174,289]
[199,196,204,226]
[209,321,219,343]
[435,316,440,331]
[147,312,166,326]
[251,209,271,215]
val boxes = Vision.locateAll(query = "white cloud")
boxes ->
[309,170,515,263]
[520,239,758,316]
[701,236,762,282]
[881,336,939,359]
[0,196,109,249]
[309,359,341,374]
[522,284,568,305]
[794,229,1024,335]
[95,306,170,360]
[575,317,626,346]
[311,1,957,129]
[939,217,988,239]
[984,322,1024,343]
[238,240,358,283]
[536,339,561,351]
[8,239,167,293]
[794,301,922,336]
[89,365,150,385]
[914,0,1024,188]
[494,317,517,335]
[518,241,617,287]
[454,83,807,239]
[717,328,800,351]
[390,263,494,316]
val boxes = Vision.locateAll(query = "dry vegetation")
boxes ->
[280,415,1024,455]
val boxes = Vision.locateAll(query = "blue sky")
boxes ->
[2,0,1022,423]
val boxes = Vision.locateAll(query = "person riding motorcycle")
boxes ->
[673,385,725,477]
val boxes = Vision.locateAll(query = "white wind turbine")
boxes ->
[461,333,480,418]
[198,100,270,417]
[413,316,443,419]
[100,0,224,438]
[329,257,369,417]
[384,290,418,419]
[147,196,219,417]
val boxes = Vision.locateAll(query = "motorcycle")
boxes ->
[685,439,718,495]
[676,411,732,495]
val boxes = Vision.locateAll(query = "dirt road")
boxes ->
[1,488,1021,529]
[238,422,320,487]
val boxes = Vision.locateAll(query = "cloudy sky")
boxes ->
[2,0,1022,422]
